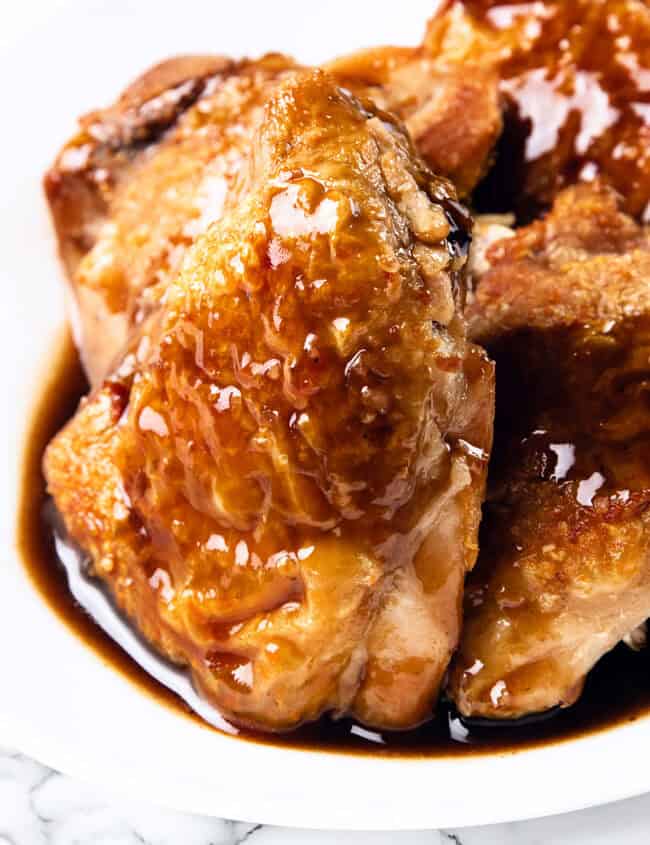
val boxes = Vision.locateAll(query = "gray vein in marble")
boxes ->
[234,824,263,844]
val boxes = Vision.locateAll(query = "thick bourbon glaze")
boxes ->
[460,0,650,219]
[18,333,650,756]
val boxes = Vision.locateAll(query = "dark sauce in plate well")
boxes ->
[17,331,650,756]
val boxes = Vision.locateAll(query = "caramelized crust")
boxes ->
[326,42,502,197]
[45,71,493,731]
[469,186,650,343]
[448,184,650,719]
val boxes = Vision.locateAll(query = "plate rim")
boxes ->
[3,0,650,830]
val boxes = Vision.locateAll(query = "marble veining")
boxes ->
[3,746,650,844]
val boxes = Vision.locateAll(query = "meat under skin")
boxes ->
[447,184,650,720]
[45,71,494,732]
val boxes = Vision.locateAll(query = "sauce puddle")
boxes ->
[18,331,650,756]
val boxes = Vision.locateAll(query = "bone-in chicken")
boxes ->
[45,29,503,387]
[447,183,650,720]
[45,70,493,731]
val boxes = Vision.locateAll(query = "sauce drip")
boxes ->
[18,333,650,755]
[467,0,650,220]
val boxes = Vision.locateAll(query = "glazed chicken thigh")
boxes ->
[448,184,650,720]
[45,20,504,388]
[45,71,493,731]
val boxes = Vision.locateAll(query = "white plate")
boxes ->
[1,0,649,830]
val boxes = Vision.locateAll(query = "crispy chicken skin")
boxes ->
[447,184,650,720]
[423,0,650,220]
[45,71,494,731]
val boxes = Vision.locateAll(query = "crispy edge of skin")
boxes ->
[468,184,650,345]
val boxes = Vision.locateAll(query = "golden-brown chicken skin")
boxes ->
[447,184,650,720]
[423,0,650,220]
[45,70,494,732]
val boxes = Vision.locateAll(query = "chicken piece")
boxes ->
[447,184,650,720]
[45,26,502,386]
[423,0,650,220]
[45,54,299,384]
[45,70,494,732]
[325,40,502,197]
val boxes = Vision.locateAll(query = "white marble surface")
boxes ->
[3,747,650,844]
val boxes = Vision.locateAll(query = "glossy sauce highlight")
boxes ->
[470,0,650,220]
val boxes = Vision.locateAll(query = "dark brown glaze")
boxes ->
[18,333,650,755]
[43,71,494,733]
[428,0,650,220]
[19,332,197,720]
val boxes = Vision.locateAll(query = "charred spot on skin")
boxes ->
[87,75,223,155]
[441,196,473,255]
[205,650,254,693]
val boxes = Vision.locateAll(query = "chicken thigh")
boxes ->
[45,20,504,387]
[45,70,493,732]
[448,184,650,720]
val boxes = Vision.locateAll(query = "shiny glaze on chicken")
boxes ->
[40,2,650,739]
[24,332,650,755]
[427,0,650,219]
[44,71,493,732]
[448,184,650,719]
[45,54,299,384]
[46,31,502,388]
